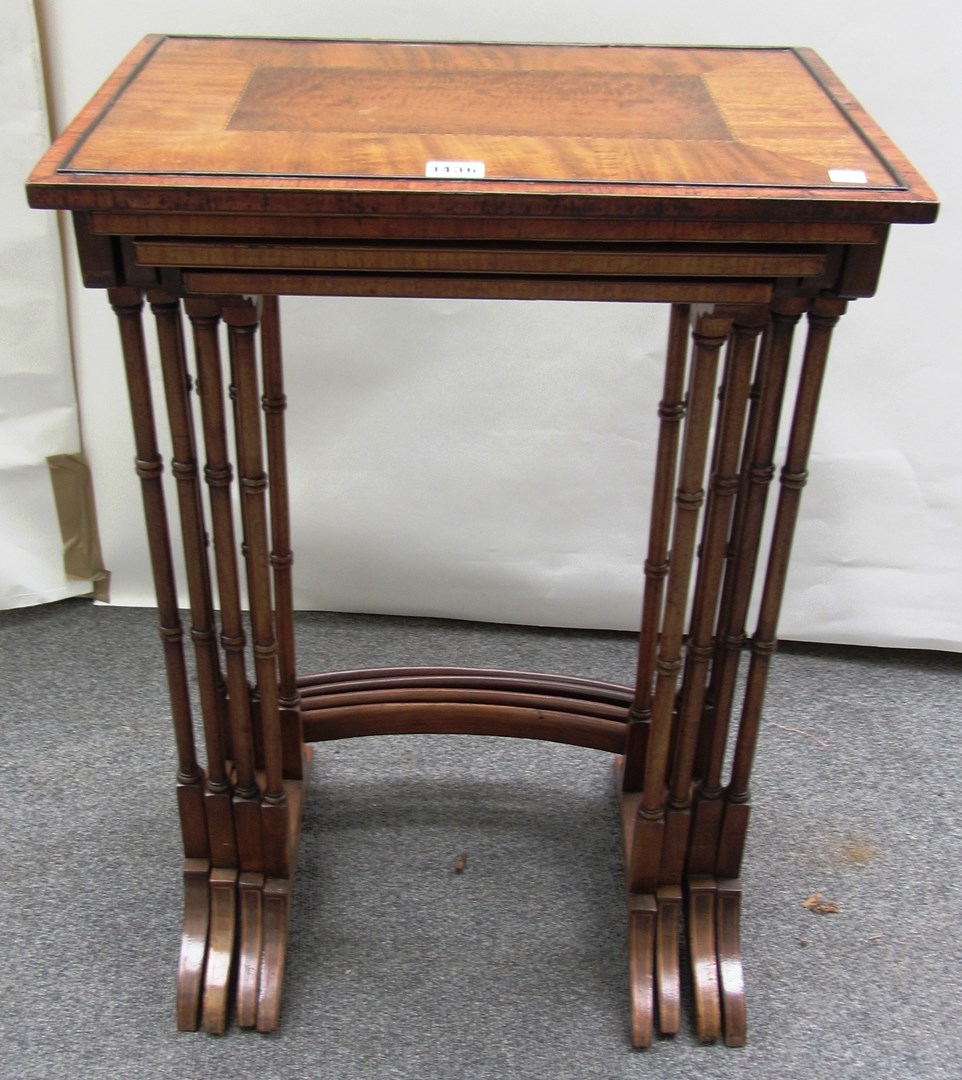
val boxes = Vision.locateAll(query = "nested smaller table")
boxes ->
[28,36,937,1047]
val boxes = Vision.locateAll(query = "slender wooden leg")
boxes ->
[224,300,290,869]
[112,288,216,1031]
[109,287,208,861]
[622,303,690,791]
[190,298,266,1032]
[151,292,238,869]
[718,297,847,880]
[620,309,729,1046]
[693,321,767,784]
[661,307,764,882]
[683,299,805,1050]
[187,299,264,874]
[176,858,211,1031]
[179,298,311,1034]
[260,295,305,781]
[627,308,761,1047]
[689,299,805,871]
[223,298,294,1031]
[709,297,846,1046]
[628,310,730,894]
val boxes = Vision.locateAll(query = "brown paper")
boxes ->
[47,453,111,603]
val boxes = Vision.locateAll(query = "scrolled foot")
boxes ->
[628,893,657,1048]
[236,872,265,1028]
[176,858,211,1031]
[655,885,682,1036]
[687,874,722,1043]
[256,877,292,1032]
[201,867,238,1034]
[716,878,747,1047]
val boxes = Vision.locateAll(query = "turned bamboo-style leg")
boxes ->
[261,303,311,1046]
[187,298,264,875]
[622,303,690,791]
[694,297,846,1048]
[109,287,214,1030]
[650,308,764,1044]
[681,299,807,1049]
[151,292,238,870]
[223,299,290,873]
[184,296,309,1034]
[679,299,806,1049]
[620,307,690,1040]
[717,297,847,880]
[223,298,302,1036]
[260,295,305,781]
[628,311,731,893]
[109,287,208,859]
[621,309,730,1046]
[661,307,764,883]
[690,320,766,807]
[689,299,806,872]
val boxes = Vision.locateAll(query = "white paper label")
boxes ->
[828,169,868,184]
[426,160,486,179]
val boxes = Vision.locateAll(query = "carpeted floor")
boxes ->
[2,599,960,1079]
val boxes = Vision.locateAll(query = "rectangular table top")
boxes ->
[28,36,937,225]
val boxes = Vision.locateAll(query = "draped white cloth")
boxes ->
[0,0,89,607]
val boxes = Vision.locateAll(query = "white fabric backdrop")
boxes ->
[24,0,962,649]
[0,0,88,607]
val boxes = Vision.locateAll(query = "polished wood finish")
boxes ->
[176,858,210,1031]
[29,38,935,223]
[151,291,237,868]
[623,302,690,792]
[260,296,304,782]
[29,36,936,1047]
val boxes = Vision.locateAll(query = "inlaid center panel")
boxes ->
[229,68,731,141]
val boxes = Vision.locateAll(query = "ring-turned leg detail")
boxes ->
[176,858,211,1032]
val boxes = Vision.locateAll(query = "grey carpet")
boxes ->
[1,599,960,1079]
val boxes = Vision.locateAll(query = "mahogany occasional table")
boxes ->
[27,36,937,1047]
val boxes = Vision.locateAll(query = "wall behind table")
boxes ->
[0,0,109,607]
[32,0,962,649]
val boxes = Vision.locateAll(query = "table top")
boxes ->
[27,36,937,225]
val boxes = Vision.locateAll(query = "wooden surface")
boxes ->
[26,35,937,1048]
[27,36,937,224]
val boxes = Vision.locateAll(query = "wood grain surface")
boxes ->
[27,37,937,223]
